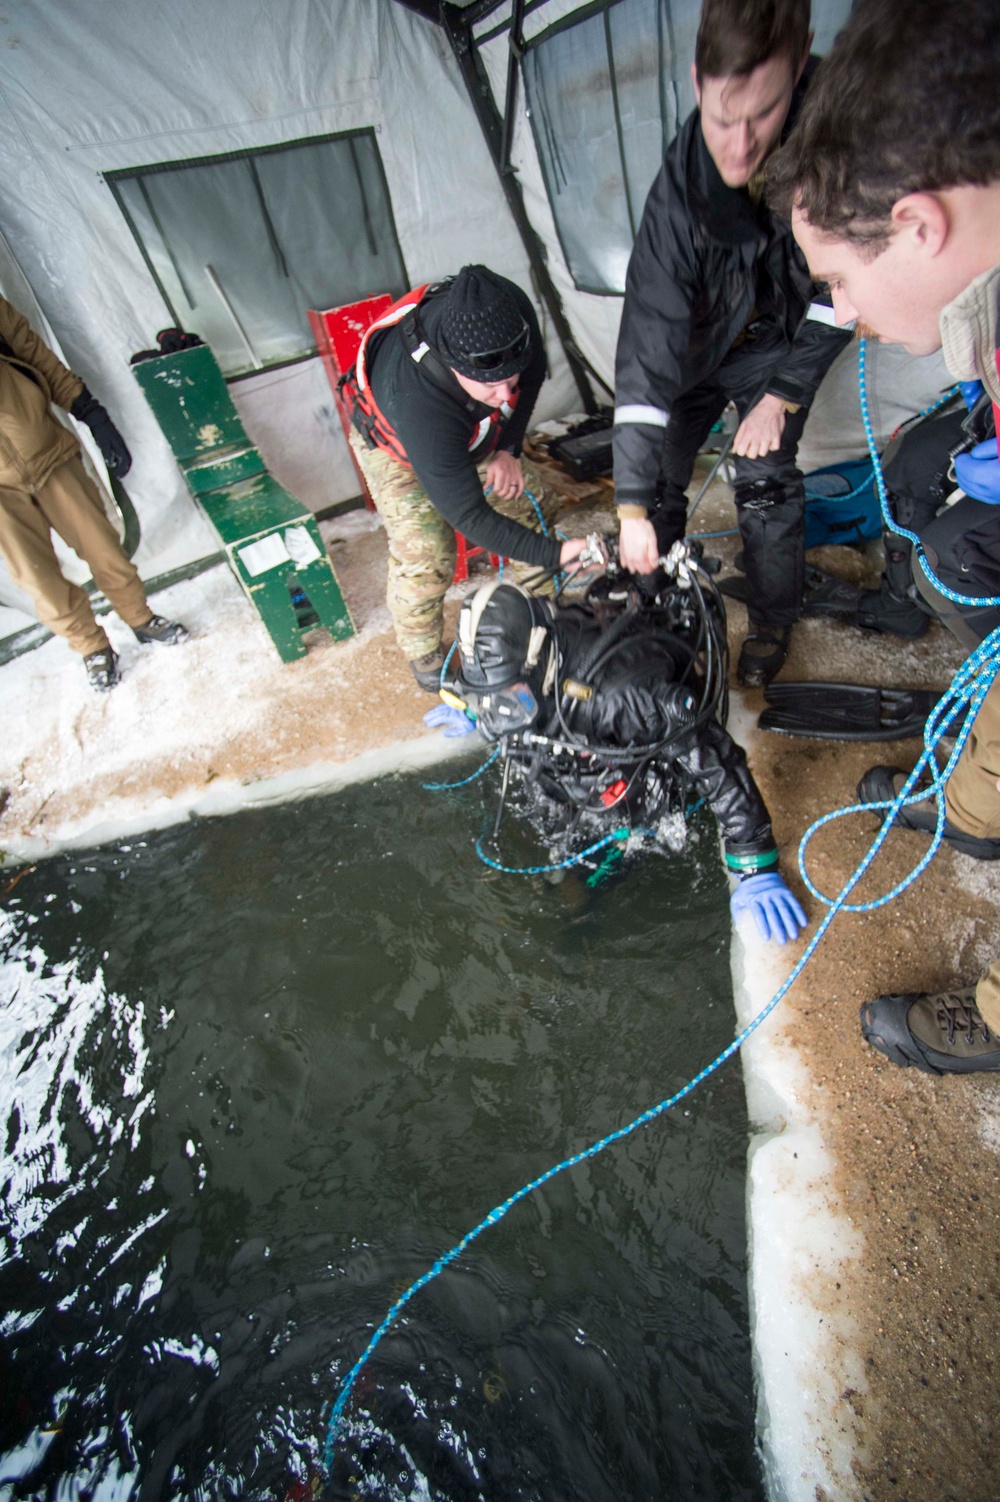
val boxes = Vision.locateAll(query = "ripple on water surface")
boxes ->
[0,767,762,1501]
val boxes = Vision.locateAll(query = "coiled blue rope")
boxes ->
[796,342,1000,902]
[322,346,997,1474]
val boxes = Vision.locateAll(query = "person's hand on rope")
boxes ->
[732,393,787,460]
[485,449,524,500]
[955,438,1000,505]
[618,514,660,573]
[730,872,807,944]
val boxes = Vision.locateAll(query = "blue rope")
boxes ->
[803,470,875,503]
[421,746,499,793]
[321,351,995,1473]
[474,826,629,876]
[321,795,903,1470]
[483,483,561,589]
[795,344,1000,906]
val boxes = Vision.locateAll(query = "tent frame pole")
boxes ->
[437,2,597,414]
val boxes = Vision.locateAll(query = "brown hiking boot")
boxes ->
[860,988,1000,1074]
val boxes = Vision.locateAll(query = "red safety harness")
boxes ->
[339,283,517,467]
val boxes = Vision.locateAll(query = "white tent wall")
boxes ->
[0,0,959,615]
[0,0,579,588]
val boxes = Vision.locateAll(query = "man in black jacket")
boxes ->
[343,265,586,691]
[613,0,850,686]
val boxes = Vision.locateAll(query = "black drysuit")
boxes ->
[613,64,850,625]
[540,606,776,864]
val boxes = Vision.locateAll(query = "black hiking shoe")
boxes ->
[84,646,120,693]
[737,625,792,688]
[860,988,1000,1074]
[133,614,189,646]
[857,764,1000,859]
[409,648,446,693]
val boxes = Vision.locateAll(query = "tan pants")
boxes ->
[937,682,1000,1028]
[0,456,151,655]
[944,676,1000,840]
[349,430,558,660]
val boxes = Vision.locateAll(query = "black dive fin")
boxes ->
[759,682,968,742]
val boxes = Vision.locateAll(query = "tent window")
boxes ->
[523,0,692,296]
[107,130,407,376]
[522,0,853,297]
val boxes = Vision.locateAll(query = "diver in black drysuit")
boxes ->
[442,577,806,944]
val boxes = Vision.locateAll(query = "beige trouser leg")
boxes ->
[349,431,559,660]
[0,457,151,656]
[944,678,1000,840]
[975,957,1000,1033]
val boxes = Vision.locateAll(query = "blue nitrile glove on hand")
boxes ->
[954,438,1000,505]
[730,872,807,945]
[960,380,985,412]
[423,703,476,738]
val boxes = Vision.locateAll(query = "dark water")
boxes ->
[0,768,763,1501]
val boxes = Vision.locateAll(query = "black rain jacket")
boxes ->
[613,62,851,511]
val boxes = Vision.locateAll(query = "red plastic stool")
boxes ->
[454,533,501,582]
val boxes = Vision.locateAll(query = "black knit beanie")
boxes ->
[438,265,532,383]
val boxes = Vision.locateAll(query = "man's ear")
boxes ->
[691,60,701,108]
[890,193,950,257]
[795,33,813,84]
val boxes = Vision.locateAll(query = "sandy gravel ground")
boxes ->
[1,455,998,1500]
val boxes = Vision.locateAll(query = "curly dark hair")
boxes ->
[767,0,1000,246]
[694,0,810,83]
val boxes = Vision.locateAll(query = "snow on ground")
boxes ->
[0,507,468,861]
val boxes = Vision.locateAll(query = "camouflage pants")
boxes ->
[349,429,559,660]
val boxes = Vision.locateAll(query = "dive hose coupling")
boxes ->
[579,532,611,568]
[660,538,699,588]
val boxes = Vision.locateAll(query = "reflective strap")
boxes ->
[525,623,548,669]
[614,403,670,428]
[469,416,493,451]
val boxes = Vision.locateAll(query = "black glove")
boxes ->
[70,387,132,478]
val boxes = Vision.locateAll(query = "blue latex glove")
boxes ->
[730,872,807,945]
[954,438,1000,505]
[959,379,985,412]
[422,703,476,738]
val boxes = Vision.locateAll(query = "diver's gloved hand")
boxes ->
[730,872,807,945]
[423,703,476,738]
[954,438,1000,505]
